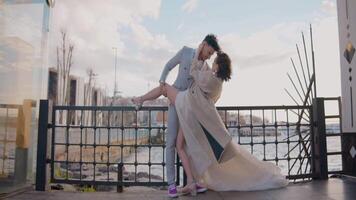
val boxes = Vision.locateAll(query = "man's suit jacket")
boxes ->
[159,46,196,91]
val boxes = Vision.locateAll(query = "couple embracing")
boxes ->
[132,34,288,198]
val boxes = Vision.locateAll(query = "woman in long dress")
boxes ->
[132,44,288,195]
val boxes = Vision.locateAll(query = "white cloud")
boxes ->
[129,23,172,50]
[219,22,305,69]
[321,0,337,15]
[182,0,199,13]
[49,0,170,96]
[216,2,340,107]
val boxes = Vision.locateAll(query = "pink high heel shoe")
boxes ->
[179,181,197,196]
[196,183,208,193]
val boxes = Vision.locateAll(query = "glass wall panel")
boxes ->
[0,0,50,192]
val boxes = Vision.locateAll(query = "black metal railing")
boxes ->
[321,97,343,175]
[35,98,342,191]
[218,105,314,180]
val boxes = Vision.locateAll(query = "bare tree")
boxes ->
[56,29,74,123]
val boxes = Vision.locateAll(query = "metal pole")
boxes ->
[310,25,317,98]
[36,100,49,191]
[117,163,123,192]
[113,47,118,98]
[312,98,328,179]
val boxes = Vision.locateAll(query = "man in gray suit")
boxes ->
[159,34,220,198]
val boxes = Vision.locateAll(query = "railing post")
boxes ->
[183,169,187,186]
[117,163,123,193]
[312,98,328,179]
[175,154,180,186]
[35,100,50,191]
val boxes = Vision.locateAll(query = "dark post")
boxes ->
[117,163,123,193]
[312,98,328,179]
[183,165,187,186]
[36,100,49,191]
[175,154,180,186]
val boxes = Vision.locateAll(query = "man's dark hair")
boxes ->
[203,34,220,52]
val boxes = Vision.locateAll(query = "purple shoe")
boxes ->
[196,183,208,193]
[168,185,178,198]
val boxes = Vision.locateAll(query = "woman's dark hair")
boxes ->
[215,52,232,81]
[203,34,220,52]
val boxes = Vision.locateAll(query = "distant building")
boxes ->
[48,67,105,125]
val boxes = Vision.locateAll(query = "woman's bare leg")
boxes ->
[176,128,194,184]
[134,86,162,103]
[133,84,178,105]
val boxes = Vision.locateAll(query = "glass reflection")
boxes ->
[0,0,50,192]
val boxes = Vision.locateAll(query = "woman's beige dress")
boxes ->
[175,57,289,191]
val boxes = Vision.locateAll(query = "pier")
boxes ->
[4,178,356,200]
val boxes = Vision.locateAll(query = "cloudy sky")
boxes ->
[49,0,340,107]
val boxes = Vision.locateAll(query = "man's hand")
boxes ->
[159,80,166,87]
[159,81,168,97]
[197,41,206,61]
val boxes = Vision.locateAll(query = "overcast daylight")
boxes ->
[2,1,356,199]
[49,0,340,106]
